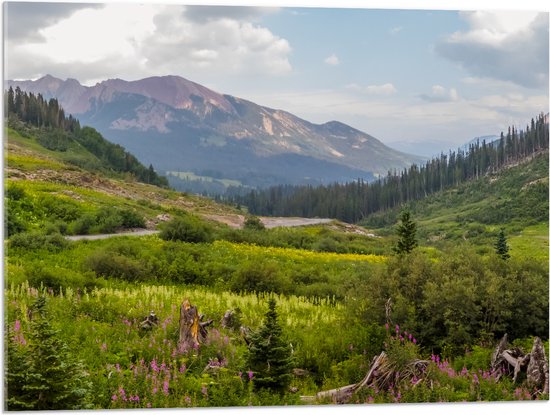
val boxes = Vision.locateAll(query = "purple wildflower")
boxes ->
[248,370,254,380]
[14,320,21,332]
[163,380,169,396]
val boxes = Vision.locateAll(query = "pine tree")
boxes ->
[394,209,418,254]
[495,228,510,260]
[247,298,293,394]
[6,297,93,410]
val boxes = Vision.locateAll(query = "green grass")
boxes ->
[508,222,549,262]
[167,170,243,187]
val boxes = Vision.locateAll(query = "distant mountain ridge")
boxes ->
[7,75,425,191]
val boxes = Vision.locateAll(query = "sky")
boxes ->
[3,0,550,156]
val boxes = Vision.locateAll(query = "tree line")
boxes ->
[230,114,549,223]
[5,86,168,187]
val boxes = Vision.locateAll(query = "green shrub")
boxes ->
[243,215,265,231]
[85,250,144,281]
[159,216,213,243]
[9,231,69,251]
[71,214,96,235]
[231,260,286,294]
[119,208,145,228]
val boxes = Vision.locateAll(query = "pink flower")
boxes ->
[395,324,400,333]
[112,394,118,401]
[163,380,169,396]
[248,371,254,380]
[13,320,21,333]
[385,323,389,331]
[100,343,107,351]
[179,364,186,373]
[151,359,159,372]
[413,338,417,344]
[201,384,208,397]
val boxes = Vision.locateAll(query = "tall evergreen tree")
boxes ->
[394,209,418,254]
[495,228,511,260]
[247,298,293,394]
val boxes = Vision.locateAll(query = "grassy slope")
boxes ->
[362,153,549,261]
[5,127,245,230]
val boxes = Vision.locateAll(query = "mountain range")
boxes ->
[7,75,425,191]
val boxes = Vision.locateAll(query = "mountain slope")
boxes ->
[8,75,424,190]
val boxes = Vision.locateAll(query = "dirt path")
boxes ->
[66,229,159,241]
[65,217,334,241]
[260,217,333,229]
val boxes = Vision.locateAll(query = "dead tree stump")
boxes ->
[526,337,549,394]
[178,299,200,351]
[177,299,213,352]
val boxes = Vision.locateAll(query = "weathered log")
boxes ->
[353,351,386,392]
[177,299,200,351]
[491,334,549,394]
[491,333,509,370]
[526,337,549,394]
[300,352,388,404]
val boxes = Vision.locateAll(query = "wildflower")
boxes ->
[472,374,479,385]
[367,396,374,403]
[152,387,158,395]
[248,370,254,380]
[395,324,400,333]
[238,371,243,379]
[179,364,186,373]
[184,396,192,405]
[13,320,21,333]
[408,333,413,341]
[385,323,389,331]
[413,338,417,344]
[201,384,208,397]
[151,359,160,373]
[163,380,169,396]
[146,403,152,408]
[100,343,107,351]
[112,394,118,401]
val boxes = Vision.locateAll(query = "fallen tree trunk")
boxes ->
[300,352,387,404]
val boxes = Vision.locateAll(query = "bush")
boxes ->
[231,260,286,294]
[244,215,265,231]
[119,208,146,228]
[159,216,213,243]
[71,214,96,235]
[9,232,69,252]
[85,250,144,281]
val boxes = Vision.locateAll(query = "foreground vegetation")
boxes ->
[4,111,549,409]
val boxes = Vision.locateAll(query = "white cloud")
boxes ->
[346,82,397,96]
[436,11,549,89]
[324,54,340,66]
[5,3,292,83]
[419,85,459,102]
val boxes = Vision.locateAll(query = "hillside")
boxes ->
[5,117,549,409]
[7,75,424,191]
[362,152,549,260]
